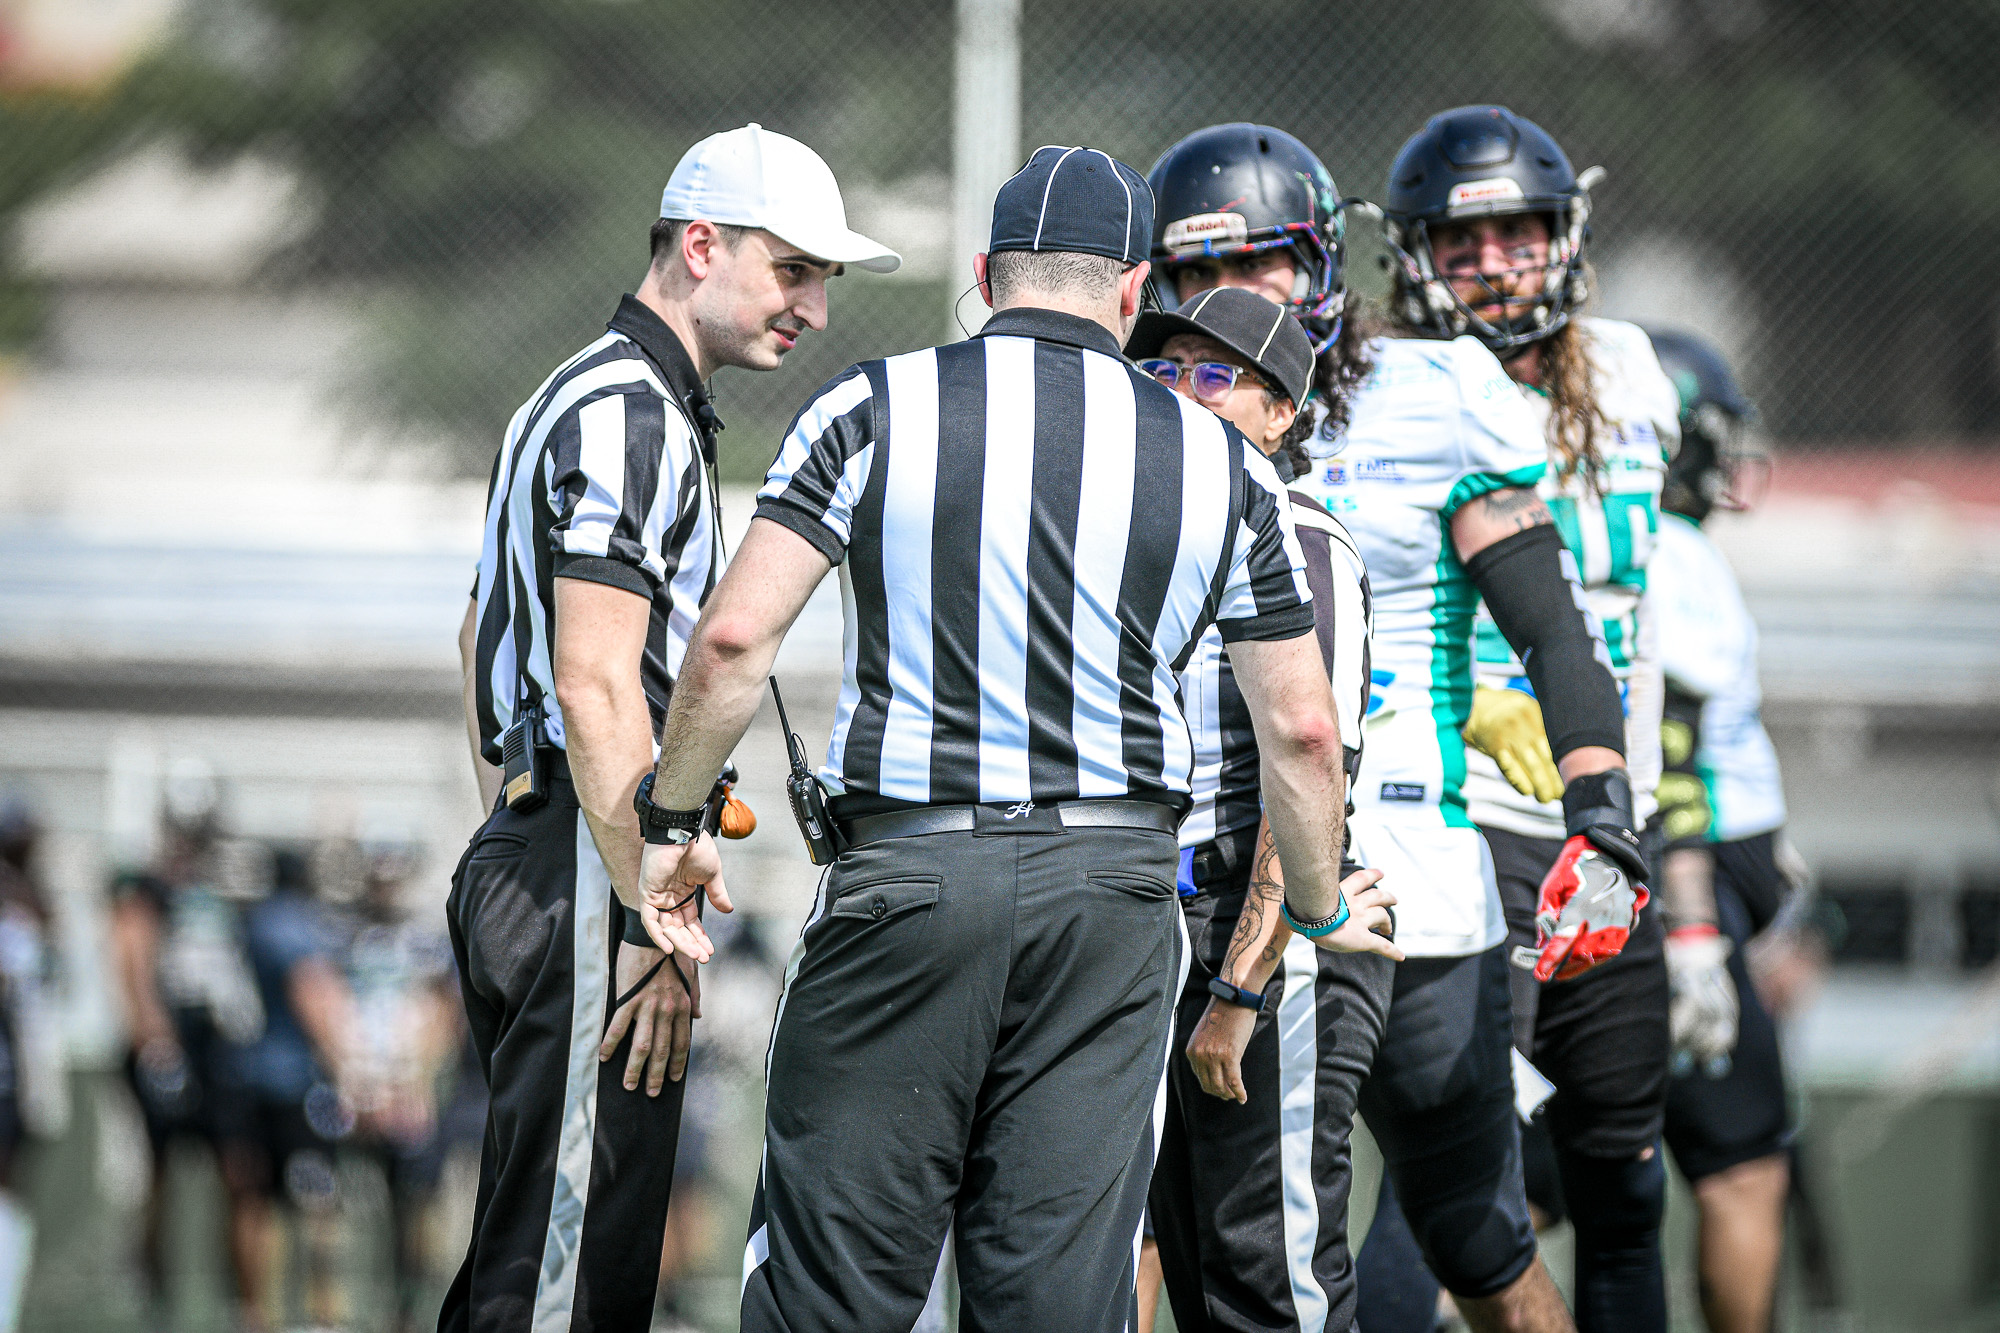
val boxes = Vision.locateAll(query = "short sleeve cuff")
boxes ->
[754,498,848,565]
[552,552,654,597]
[1441,462,1548,520]
[1216,603,1317,644]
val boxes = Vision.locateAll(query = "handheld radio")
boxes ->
[769,677,843,865]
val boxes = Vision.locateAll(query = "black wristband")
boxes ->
[1562,767,1635,833]
[634,772,705,845]
[1562,768,1648,883]
[620,904,655,948]
[1207,975,1267,1012]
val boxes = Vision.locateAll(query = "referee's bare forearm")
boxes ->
[553,578,658,911]
[651,517,831,807]
[1228,632,1348,923]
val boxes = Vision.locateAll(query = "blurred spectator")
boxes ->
[218,846,356,1332]
[0,799,57,1333]
[340,847,471,1333]
[654,913,783,1330]
[1747,858,1849,1323]
[107,773,267,1325]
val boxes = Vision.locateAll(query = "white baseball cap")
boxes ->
[659,123,901,274]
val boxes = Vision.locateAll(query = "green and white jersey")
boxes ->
[1297,334,1546,956]
[1465,317,1678,839]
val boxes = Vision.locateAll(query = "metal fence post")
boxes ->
[951,0,1020,332]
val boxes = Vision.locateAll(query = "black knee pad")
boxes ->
[1559,1144,1666,1245]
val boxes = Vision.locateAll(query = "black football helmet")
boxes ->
[1145,124,1346,351]
[1645,327,1763,522]
[1382,105,1600,354]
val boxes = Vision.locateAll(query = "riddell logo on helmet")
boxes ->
[1446,178,1525,208]
[1163,212,1249,254]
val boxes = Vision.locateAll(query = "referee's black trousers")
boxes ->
[1149,870,1394,1333]
[441,784,685,1333]
[740,822,1185,1333]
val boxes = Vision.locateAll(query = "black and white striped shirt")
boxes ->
[755,306,1316,809]
[470,296,722,762]
[1180,493,1374,847]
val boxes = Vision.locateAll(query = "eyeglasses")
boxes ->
[1136,358,1251,404]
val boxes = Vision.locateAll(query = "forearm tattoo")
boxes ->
[1225,825,1287,972]
[1476,486,1553,534]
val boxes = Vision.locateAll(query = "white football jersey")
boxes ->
[1464,317,1678,839]
[1650,513,1786,841]
[1297,334,1546,957]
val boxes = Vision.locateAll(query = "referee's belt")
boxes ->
[840,798,1179,848]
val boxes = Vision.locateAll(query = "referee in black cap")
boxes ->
[1128,289,1391,1333]
[631,145,1400,1332]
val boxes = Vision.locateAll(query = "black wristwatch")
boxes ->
[634,773,705,846]
[1207,975,1267,1013]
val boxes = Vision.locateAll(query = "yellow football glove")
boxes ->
[1463,685,1563,803]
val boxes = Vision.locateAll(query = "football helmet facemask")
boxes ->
[1382,105,1600,355]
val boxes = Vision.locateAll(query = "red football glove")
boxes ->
[1533,835,1650,982]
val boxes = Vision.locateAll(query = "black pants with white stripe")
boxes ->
[741,823,1184,1333]
[1149,873,1394,1333]
[441,785,685,1333]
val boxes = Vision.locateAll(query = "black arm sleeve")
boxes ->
[1463,523,1627,759]
[1657,682,1715,852]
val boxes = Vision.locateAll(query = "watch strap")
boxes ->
[1206,975,1267,1012]
[634,773,706,845]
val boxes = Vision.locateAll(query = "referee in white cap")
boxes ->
[447,123,895,1333]
[630,145,1400,1332]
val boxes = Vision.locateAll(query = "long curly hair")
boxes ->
[1532,300,1608,487]
[1283,290,1378,477]
[1387,256,1608,488]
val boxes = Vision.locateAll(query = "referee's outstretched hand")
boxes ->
[637,831,735,964]
[1309,869,1403,960]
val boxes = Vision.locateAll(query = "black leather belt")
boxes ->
[841,798,1180,848]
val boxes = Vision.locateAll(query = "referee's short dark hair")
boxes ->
[986,249,1123,306]
[650,217,750,268]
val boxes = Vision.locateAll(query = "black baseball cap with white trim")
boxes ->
[659,123,900,273]
[1125,287,1314,407]
[988,145,1154,266]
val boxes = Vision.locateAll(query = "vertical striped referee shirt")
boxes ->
[471,295,722,762]
[1180,492,1374,849]
[755,306,1318,810]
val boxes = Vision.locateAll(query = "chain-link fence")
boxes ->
[5,0,1997,476]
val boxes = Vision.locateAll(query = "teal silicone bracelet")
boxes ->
[1282,892,1351,938]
